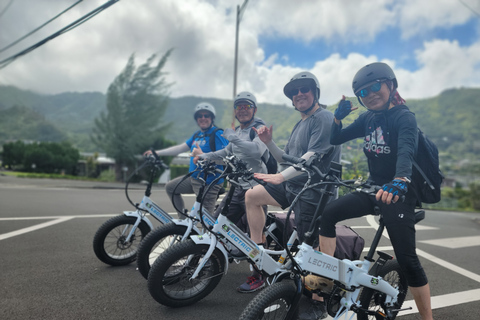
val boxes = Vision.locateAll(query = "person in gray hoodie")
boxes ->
[192,91,269,229]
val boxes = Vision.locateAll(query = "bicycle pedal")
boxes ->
[374,311,387,320]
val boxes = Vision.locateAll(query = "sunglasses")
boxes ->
[357,81,383,98]
[289,86,311,97]
[196,113,212,119]
[234,104,255,111]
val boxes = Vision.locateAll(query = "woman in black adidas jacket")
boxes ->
[318,62,433,320]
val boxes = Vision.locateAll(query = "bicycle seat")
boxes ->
[414,210,425,224]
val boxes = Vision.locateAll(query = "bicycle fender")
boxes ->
[189,234,230,274]
[169,218,203,234]
[123,211,154,231]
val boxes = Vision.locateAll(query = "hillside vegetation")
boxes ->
[1,85,479,168]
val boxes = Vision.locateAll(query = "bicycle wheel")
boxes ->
[93,215,151,266]
[357,259,408,320]
[148,239,225,307]
[239,281,299,320]
[137,223,197,279]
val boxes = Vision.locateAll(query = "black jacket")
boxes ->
[331,105,417,185]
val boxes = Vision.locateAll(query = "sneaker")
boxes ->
[298,299,327,320]
[237,274,265,293]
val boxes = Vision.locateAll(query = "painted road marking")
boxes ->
[0,217,73,241]
[365,215,480,317]
[3,214,479,318]
[419,235,480,248]
[400,288,480,316]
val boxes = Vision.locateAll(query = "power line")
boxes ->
[0,0,84,54]
[0,0,120,70]
[459,0,480,18]
[0,0,15,19]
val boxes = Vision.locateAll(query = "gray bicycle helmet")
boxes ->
[234,91,257,108]
[194,102,216,120]
[352,62,397,95]
[283,71,321,102]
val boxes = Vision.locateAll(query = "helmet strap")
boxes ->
[294,99,317,115]
[235,115,255,127]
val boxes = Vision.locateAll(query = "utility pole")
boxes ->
[233,0,249,99]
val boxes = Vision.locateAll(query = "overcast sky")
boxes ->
[0,0,479,106]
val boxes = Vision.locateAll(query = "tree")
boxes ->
[1,140,26,169]
[91,50,174,180]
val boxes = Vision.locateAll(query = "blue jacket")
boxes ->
[185,126,228,184]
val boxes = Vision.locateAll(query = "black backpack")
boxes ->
[390,109,444,204]
[411,128,444,204]
[248,124,278,174]
[191,127,223,151]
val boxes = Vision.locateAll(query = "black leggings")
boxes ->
[319,192,428,287]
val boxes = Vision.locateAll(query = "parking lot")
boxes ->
[1,175,479,319]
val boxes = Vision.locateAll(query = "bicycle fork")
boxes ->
[189,236,223,280]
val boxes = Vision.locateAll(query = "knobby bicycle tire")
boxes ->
[137,223,198,279]
[147,239,225,308]
[239,281,299,320]
[93,215,151,266]
[357,259,408,320]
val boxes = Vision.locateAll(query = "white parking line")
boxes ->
[419,235,480,248]
[400,288,480,316]
[0,217,74,241]
[365,215,480,317]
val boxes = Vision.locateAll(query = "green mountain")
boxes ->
[1,85,479,168]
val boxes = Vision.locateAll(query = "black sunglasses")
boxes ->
[289,86,311,97]
[196,113,212,119]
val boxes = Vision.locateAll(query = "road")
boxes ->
[1,174,479,319]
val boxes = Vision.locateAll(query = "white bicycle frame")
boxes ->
[121,195,217,244]
[188,211,298,282]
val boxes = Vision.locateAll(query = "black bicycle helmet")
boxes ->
[352,62,397,95]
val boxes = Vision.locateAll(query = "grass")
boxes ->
[1,170,113,182]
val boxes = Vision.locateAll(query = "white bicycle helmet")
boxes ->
[194,102,216,120]
[283,71,321,102]
[234,91,257,108]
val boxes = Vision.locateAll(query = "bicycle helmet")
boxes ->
[193,102,216,120]
[352,62,398,110]
[283,71,320,114]
[352,62,397,95]
[234,91,257,108]
[234,91,257,125]
[283,71,320,102]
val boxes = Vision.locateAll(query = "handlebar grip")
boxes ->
[253,176,267,186]
[282,154,304,165]
[150,148,160,160]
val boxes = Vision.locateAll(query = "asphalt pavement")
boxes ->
[1,173,479,320]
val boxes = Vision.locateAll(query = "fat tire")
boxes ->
[137,223,197,279]
[357,259,408,320]
[239,281,299,320]
[93,215,150,266]
[147,239,225,307]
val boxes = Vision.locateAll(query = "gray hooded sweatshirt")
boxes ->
[199,117,268,189]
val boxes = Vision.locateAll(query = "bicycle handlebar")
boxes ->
[281,154,305,165]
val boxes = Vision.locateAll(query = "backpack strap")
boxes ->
[249,124,261,141]
[191,130,202,144]
[209,127,223,151]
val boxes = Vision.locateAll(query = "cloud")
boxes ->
[0,0,479,109]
